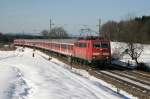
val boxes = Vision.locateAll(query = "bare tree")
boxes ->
[49,27,68,38]
[101,21,118,40]
[122,20,144,66]
[124,43,143,65]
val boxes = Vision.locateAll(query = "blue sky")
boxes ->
[0,0,150,34]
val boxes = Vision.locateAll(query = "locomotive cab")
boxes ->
[92,40,111,63]
[74,36,111,64]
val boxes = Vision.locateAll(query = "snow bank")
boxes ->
[0,64,30,99]
[49,56,137,99]
[0,47,136,99]
[35,47,136,99]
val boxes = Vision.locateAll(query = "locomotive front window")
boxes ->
[93,43,101,48]
[101,43,109,48]
[93,43,109,48]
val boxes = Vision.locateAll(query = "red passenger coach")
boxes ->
[14,39,75,56]
[14,37,111,64]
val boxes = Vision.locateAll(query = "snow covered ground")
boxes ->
[111,42,150,68]
[0,47,136,99]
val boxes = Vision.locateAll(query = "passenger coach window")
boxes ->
[61,44,67,49]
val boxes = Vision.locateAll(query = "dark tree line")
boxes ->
[101,16,150,43]
[0,33,46,44]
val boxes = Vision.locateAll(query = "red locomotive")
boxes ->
[14,37,111,64]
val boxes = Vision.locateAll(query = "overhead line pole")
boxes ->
[49,19,54,59]
[98,19,101,37]
[50,19,54,32]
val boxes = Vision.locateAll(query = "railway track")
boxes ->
[119,70,150,83]
[110,70,150,87]
[132,70,150,78]
[94,70,150,98]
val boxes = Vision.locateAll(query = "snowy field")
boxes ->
[0,47,136,99]
[111,42,150,68]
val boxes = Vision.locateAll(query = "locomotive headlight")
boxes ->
[93,53,99,55]
[102,53,109,55]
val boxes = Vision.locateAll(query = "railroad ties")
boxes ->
[95,70,150,98]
